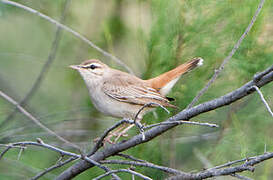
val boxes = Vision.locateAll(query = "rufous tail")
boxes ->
[145,57,203,95]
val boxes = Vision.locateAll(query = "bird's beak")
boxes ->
[69,65,81,70]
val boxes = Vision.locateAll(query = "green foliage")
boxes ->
[0,0,272,179]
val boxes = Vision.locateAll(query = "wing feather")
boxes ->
[102,74,176,108]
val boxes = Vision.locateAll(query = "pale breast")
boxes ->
[88,85,143,119]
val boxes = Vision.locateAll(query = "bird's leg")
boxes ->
[101,117,144,144]
[114,123,135,143]
[113,117,144,143]
[103,123,128,144]
[110,123,128,136]
[93,123,128,145]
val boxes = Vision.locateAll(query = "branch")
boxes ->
[187,0,265,108]
[143,120,219,129]
[100,159,183,175]
[56,64,273,179]
[91,111,217,153]
[251,85,273,117]
[0,0,134,74]
[167,152,273,179]
[0,140,81,160]
[0,0,71,130]
[31,157,77,180]
[193,148,253,180]
[0,91,80,150]
[0,140,120,180]
[115,153,146,162]
[93,169,152,180]
[91,117,218,157]
[207,157,256,170]
[231,173,253,180]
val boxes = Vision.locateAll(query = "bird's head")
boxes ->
[70,59,109,84]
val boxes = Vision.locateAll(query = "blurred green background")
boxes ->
[0,0,272,179]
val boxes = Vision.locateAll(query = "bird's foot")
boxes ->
[93,136,114,146]
[114,124,134,143]
[93,132,129,146]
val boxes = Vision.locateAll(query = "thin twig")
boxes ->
[0,0,134,74]
[82,156,121,180]
[143,120,219,130]
[100,159,183,175]
[0,141,80,160]
[0,91,80,150]
[253,65,273,82]
[207,157,256,170]
[187,0,265,108]
[167,152,273,180]
[93,169,152,180]
[0,0,71,130]
[0,140,120,179]
[0,144,26,149]
[55,155,64,165]
[231,173,253,180]
[252,85,273,117]
[31,157,77,180]
[17,147,24,160]
[0,146,11,160]
[115,153,146,162]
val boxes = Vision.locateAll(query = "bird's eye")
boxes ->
[89,64,96,70]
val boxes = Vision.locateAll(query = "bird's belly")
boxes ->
[88,89,141,119]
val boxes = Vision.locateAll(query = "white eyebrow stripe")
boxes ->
[83,63,102,68]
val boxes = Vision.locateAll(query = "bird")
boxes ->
[70,57,203,143]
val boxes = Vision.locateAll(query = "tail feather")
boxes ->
[145,57,203,95]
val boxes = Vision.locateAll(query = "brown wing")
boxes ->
[102,72,176,108]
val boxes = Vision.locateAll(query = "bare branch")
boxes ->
[90,118,218,159]
[231,173,253,180]
[0,141,81,159]
[193,149,253,180]
[31,157,77,180]
[81,156,121,180]
[17,147,24,160]
[0,146,12,160]
[207,157,256,170]
[167,152,273,180]
[93,169,152,180]
[0,0,134,74]
[0,0,71,130]
[253,65,273,82]
[115,153,146,162]
[187,0,265,108]
[0,140,120,180]
[56,64,273,180]
[0,144,26,149]
[0,91,80,150]
[251,85,273,117]
[100,159,183,175]
[143,120,219,130]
